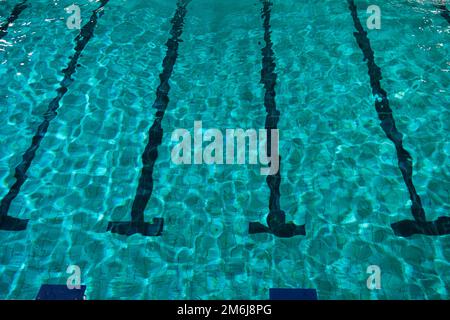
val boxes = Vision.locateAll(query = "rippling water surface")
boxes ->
[0,0,449,299]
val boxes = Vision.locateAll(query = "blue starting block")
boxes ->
[36,284,86,300]
[269,288,318,300]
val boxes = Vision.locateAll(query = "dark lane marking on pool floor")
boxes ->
[0,0,110,231]
[107,0,191,237]
[347,0,450,237]
[248,0,305,238]
[435,3,450,24]
[0,0,29,40]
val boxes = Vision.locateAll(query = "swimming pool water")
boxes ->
[0,0,449,299]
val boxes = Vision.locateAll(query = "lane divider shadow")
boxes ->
[0,0,29,40]
[107,0,191,237]
[347,0,449,237]
[434,2,450,24]
[248,0,306,238]
[0,0,110,231]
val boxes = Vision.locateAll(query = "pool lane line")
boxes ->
[347,0,450,237]
[0,0,109,232]
[248,0,305,238]
[107,0,191,237]
[0,0,29,40]
[435,3,450,24]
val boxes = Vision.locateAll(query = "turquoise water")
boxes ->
[0,0,449,299]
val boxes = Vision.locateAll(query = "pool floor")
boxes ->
[0,0,449,299]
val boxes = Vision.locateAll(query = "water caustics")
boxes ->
[107,0,191,237]
[434,2,450,24]
[347,0,450,237]
[0,0,448,300]
[0,0,110,231]
[248,0,306,238]
[0,0,29,40]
